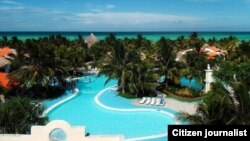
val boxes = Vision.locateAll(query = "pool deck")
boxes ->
[133,98,198,115]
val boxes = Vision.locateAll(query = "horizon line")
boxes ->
[1,31,250,33]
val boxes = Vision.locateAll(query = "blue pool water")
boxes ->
[180,77,203,91]
[46,75,176,140]
[99,89,177,115]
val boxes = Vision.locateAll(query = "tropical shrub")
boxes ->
[0,97,48,134]
[179,59,250,125]
[175,88,193,97]
[174,87,201,98]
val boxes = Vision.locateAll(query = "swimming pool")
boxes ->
[45,75,178,140]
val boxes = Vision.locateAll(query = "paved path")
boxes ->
[133,98,198,115]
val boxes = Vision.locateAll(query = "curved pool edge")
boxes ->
[42,76,92,117]
[125,133,168,141]
[42,88,79,117]
[94,85,181,141]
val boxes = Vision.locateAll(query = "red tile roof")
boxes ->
[0,72,12,89]
[0,47,13,57]
[200,44,228,59]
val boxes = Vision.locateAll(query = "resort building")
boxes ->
[0,47,17,102]
[175,48,194,62]
[200,44,228,59]
[0,72,13,90]
[0,47,16,72]
[0,120,123,141]
[175,44,228,62]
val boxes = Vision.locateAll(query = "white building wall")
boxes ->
[0,120,123,141]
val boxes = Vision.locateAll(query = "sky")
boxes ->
[0,0,250,31]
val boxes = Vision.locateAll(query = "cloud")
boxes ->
[0,6,48,14]
[105,4,116,9]
[0,5,201,31]
[77,12,200,26]
[85,3,116,12]
[0,0,21,5]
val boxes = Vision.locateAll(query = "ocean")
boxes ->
[0,32,250,41]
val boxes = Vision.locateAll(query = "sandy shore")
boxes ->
[133,98,198,115]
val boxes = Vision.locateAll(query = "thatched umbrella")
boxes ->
[85,33,98,48]
[0,57,10,68]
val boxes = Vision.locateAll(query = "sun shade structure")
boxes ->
[85,33,98,48]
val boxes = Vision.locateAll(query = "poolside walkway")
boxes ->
[133,98,198,115]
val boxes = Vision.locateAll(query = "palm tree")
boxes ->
[75,35,87,48]
[61,45,85,68]
[98,34,159,97]
[179,60,250,125]
[0,36,10,47]
[184,51,207,82]
[97,38,129,94]
[155,37,176,88]
[215,61,250,116]
[88,40,106,62]
[127,60,159,97]
[208,37,218,46]
[10,36,86,92]
[178,83,236,125]
[236,41,250,62]
[0,97,48,134]
[133,34,151,50]
[219,36,238,52]
[54,45,85,81]
[10,41,57,88]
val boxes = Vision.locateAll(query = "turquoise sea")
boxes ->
[0,32,250,41]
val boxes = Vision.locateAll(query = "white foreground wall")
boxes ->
[0,120,123,141]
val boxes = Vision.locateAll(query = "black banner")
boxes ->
[168,125,250,141]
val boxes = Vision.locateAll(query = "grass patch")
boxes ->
[118,93,137,99]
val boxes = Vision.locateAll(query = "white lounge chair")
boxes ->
[139,97,147,104]
[145,97,151,105]
[150,98,156,105]
[110,87,118,91]
[159,98,166,106]
[155,98,161,106]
